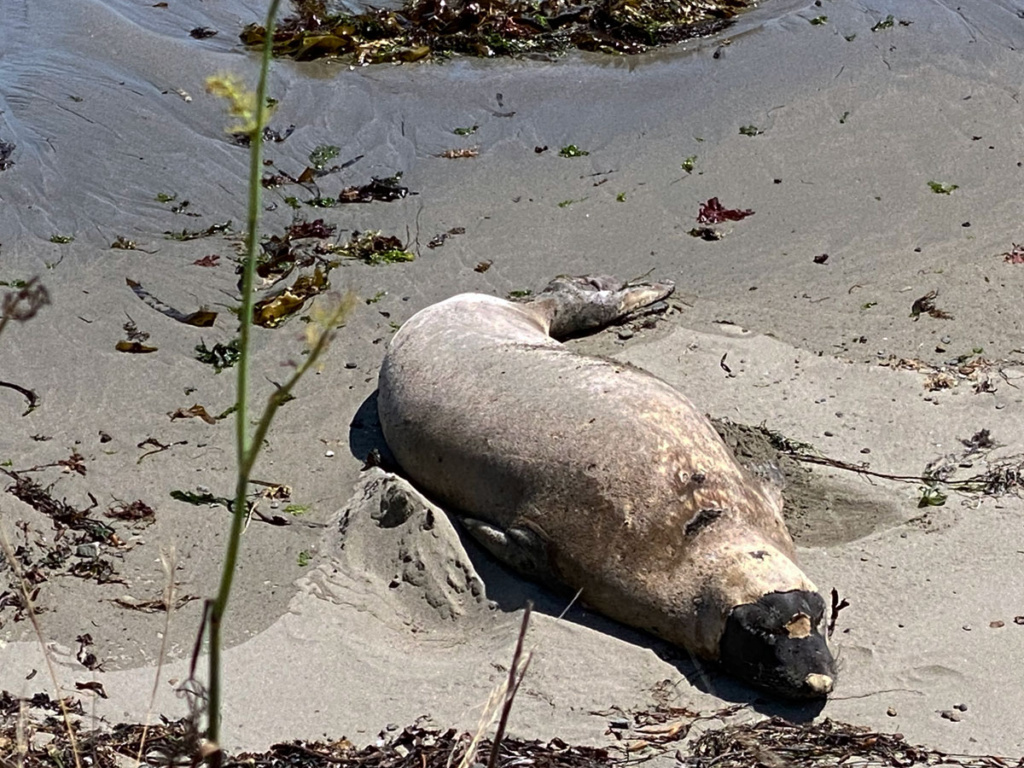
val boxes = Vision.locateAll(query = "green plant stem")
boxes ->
[206,0,282,754]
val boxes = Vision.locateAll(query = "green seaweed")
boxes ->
[165,221,232,241]
[49,235,74,244]
[559,144,589,158]
[308,144,340,169]
[195,338,243,372]
[927,181,958,195]
[328,230,414,264]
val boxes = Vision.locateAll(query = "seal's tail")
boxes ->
[527,275,675,339]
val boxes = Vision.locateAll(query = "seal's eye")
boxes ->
[719,589,836,699]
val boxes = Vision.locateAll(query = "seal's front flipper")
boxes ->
[460,516,555,582]
[528,275,675,339]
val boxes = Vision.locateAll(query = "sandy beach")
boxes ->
[2,0,1024,760]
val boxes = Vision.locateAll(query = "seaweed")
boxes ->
[253,267,330,327]
[909,290,952,320]
[105,499,156,524]
[688,227,722,240]
[328,230,414,264]
[0,140,14,171]
[126,278,218,327]
[164,221,232,241]
[439,148,479,158]
[871,14,910,31]
[115,341,158,353]
[168,404,219,424]
[696,197,754,224]
[110,236,137,250]
[1,463,125,585]
[1002,243,1024,264]
[558,144,589,157]
[195,338,242,371]
[241,0,750,64]
[309,144,340,169]
[927,180,958,195]
[427,226,466,248]
[231,124,296,146]
[339,173,411,203]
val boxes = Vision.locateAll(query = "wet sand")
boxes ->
[2,0,1024,759]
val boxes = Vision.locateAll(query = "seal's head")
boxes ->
[719,589,835,698]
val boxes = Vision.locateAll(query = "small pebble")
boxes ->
[617,329,635,341]
[325,450,336,458]
[886,707,897,717]
[345,362,358,369]
[940,710,962,722]
[962,624,972,631]
[990,620,1005,628]
[860,447,871,454]
[1014,616,1024,625]
[954,703,968,712]
[609,718,630,729]
[941,335,952,344]
[75,543,100,559]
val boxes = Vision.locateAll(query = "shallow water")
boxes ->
[0,0,830,258]
[4,0,1021,265]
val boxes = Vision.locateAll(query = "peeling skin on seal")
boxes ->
[684,507,725,536]
[785,612,812,639]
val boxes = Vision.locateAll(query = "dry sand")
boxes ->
[2,0,1024,759]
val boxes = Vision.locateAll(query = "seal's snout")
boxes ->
[719,589,836,699]
[803,672,834,696]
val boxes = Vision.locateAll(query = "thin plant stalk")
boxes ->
[205,0,282,752]
[0,522,83,768]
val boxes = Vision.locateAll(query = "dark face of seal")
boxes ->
[718,590,835,699]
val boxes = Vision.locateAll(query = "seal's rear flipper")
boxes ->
[460,516,556,582]
[528,275,675,339]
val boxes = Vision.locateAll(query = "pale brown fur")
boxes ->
[378,293,816,660]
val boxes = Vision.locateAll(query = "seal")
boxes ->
[377,275,835,698]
